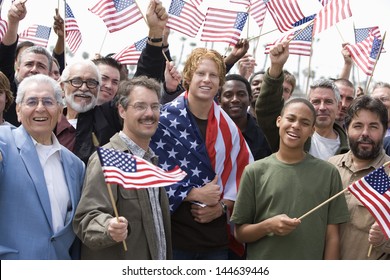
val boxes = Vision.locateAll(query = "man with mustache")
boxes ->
[56,60,120,164]
[328,95,390,259]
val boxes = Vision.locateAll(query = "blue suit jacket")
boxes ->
[0,125,85,259]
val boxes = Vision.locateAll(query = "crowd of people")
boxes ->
[0,0,389,260]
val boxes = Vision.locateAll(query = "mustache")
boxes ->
[357,136,374,144]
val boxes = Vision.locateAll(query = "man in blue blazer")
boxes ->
[0,74,85,259]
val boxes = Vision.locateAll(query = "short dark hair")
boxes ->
[92,56,122,72]
[222,74,252,98]
[249,70,265,85]
[15,41,35,61]
[117,76,161,109]
[281,97,316,126]
[345,95,388,133]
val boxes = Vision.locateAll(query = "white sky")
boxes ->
[1,0,389,91]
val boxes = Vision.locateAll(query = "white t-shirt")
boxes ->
[309,131,340,161]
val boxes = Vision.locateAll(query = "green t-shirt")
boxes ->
[231,153,350,260]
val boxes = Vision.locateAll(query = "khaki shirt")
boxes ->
[329,150,390,259]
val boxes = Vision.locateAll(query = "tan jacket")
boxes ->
[329,150,390,260]
[73,133,172,259]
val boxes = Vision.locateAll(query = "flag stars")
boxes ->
[191,166,201,177]
[170,118,180,129]
[179,129,190,139]
[167,148,178,158]
[155,139,166,149]
[190,140,199,150]
[162,128,170,137]
[170,99,180,108]
[166,187,176,197]
[179,191,187,200]
[179,157,190,168]
[179,108,187,117]
[160,108,169,118]
[160,161,171,170]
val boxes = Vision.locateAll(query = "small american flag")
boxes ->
[166,0,205,38]
[313,0,352,35]
[265,24,313,56]
[97,147,187,189]
[200,8,248,45]
[89,0,143,33]
[18,24,51,47]
[65,3,82,54]
[346,29,383,76]
[354,26,385,53]
[264,0,305,32]
[112,37,147,65]
[249,0,267,28]
[348,166,390,239]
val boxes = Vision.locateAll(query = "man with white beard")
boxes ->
[56,60,121,164]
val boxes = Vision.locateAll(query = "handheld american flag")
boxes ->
[166,0,205,38]
[18,24,51,47]
[348,166,390,239]
[249,0,267,29]
[112,37,147,65]
[313,0,352,35]
[265,24,313,56]
[200,8,248,45]
[264,0,305,32]
[65,3,82,54]
[97,147,187,189]
[89,0,143,33]
[346,29,384,76]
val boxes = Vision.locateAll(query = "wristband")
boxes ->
[148,37,163,43]
[219,201,227,214]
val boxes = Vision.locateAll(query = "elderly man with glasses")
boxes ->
[56,60,121,164]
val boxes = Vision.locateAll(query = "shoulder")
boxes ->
[328,152,348,167]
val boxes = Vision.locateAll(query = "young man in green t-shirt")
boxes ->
[230,42,349,260]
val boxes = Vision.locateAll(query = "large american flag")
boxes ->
[346,29,383,76]
[200,8,248,45]
[65,3,82,54]
[18,24,51,47]
[249,0,267,28]
[348,166,390,239]
[89,0,143,33]
[264,0,305,32]
[97,147,187,189]
[150,93,253,213]
[313,0,352,35]
[166,0,205,38]
[111,36,147,65]
[265,24,313,56]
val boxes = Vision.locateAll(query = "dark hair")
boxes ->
[335,78,355,96]
[15,41,35,61]
[222,74,252,98]
[249,70,265,85]
[92,56,122,72]
[345,95,388,133]
[281,97,316,126]
[117,76,161,109]
[283,70,296,93]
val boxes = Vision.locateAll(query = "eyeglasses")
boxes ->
[128,102,161,112]
[22,97,57,108]
[64,78,99,89]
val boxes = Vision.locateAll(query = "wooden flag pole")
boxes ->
[134,0,147,26]
[365,31,387,94]
[106,183,128,251]
[299,188,349,220]
[248,28,278,42]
